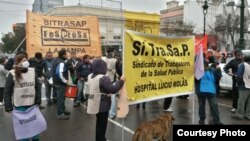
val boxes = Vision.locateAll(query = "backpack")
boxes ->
[199,70,216,94]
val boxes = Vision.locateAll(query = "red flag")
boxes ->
[195,34,208,55]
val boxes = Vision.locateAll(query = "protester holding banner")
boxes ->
[86,59,125,141]
[0,57,8,106]
[74,55,92,107]
[4,54,46,141]
[44,52,57,105]
[51,50,71,120]
[197,60,223,125]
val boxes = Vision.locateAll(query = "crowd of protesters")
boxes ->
[0,48,125,141]
[0,47,250,141]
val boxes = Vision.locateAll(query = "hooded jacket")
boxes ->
[91,59,124,112]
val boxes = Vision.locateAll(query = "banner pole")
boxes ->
[192,93,195,124]
[122,118,124,141]
[13,37,26,54]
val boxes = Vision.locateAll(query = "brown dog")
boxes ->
[132,113,175,141]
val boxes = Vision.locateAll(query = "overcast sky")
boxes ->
[0,0,245,41]
[0,0,170,39]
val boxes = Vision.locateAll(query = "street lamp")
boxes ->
[239,0,245,50]
[226,0,245,50]
[202,0,209,36]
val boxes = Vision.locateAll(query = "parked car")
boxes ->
[219,49,250,91]
[219,63,233,91]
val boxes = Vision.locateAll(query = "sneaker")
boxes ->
[52,98,57,103]
[73,102,80,107]
[47,100,52,106]
[232,114,243,120]
[57,114,69,120]
[231,108,237,113]
[199,120,205,125]
[64,111,71,115]
[214,122,223,125]
[244,117,250,120]
[39,106,45,109]
[0,102,3,106]
[163,107,173,112]
[109,115,116,120]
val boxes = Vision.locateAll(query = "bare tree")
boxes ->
[161,21,195,36]
[175,21,195,36]
[210,14,245,50]
[208,23,227,50]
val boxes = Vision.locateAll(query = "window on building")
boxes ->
[114,27,121,35]
[113,27,121,39]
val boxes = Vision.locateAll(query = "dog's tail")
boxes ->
[132,130,140,141]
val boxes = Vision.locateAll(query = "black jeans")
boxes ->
[163,97,172,109]
[54,84,66,115]
[197,93,221,124]
[96,112,109,141]
[0,88,4,102]
[232,77,239,109]
[45,83,57,102]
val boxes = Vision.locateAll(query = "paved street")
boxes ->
[0,90,250,141]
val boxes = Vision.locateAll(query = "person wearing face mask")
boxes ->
[0,57,8,106]
[51,50,70,120]
[44,52,57,105]
[4,54,45,141]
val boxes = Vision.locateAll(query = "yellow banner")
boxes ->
[26,11,101,58]
[124,30,195,104]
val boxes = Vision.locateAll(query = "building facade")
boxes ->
[46,5,160,50]
[125,11,160,35]
[33,0,64,13]
[160,0,184,36]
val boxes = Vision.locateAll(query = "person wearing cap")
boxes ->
[224,48,243,113]
[232,53,250,120]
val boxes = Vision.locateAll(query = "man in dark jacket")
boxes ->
[224,48,243,113]
[74,55,92,107]
[44,52,57,105]
[87,59,125,141]
[66,51,80,84]
[29,52,46,109]
[51,50,70,120]
[232,53,250,120]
